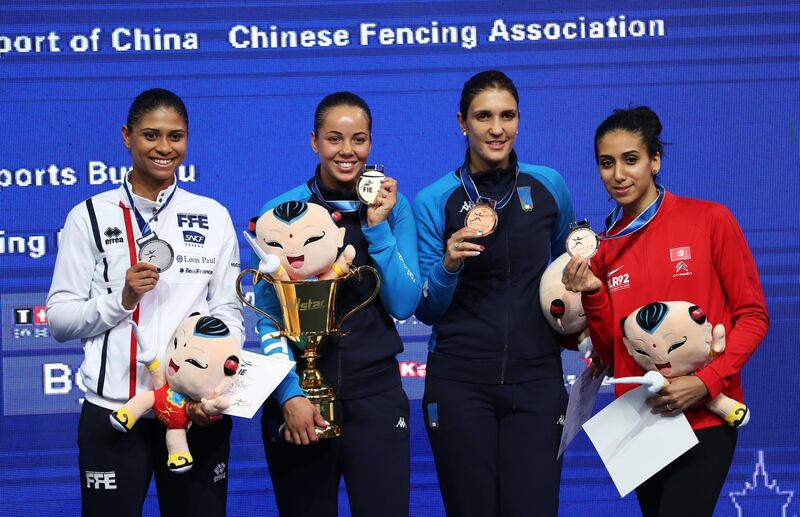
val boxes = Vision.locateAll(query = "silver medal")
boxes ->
[137,233,175,271]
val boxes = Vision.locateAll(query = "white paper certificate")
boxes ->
[557,365,609,459]
[582,385,699,497]
[221,350,295,419]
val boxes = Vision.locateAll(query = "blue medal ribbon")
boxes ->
[310,179,361,213]
[458,160,520,210]
[602,184,665,239]
[122,176,177,237]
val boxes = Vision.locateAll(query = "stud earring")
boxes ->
[651,169,658,175]
[462,130,467,136]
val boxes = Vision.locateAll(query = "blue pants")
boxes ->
[262,385,410,517]
[423,375,568,517]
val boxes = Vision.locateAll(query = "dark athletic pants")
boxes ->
[261,385,410,517]
[78,400,232,517]
[636,425,738,516]
[423,375,568,517]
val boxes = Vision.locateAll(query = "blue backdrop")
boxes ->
[1,1,798,515]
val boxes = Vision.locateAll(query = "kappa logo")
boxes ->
[396,417,408,429]
[104,227,124,245]
[556,414,565,425]
[85,470,117,490]
[459,200,474,213]
[606,265,630,293]
[213,462,227,483]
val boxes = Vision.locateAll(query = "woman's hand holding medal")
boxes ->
[562,256,603,295]
[443,228,485,273]
[121,261,160,310]
[365,176,397,227]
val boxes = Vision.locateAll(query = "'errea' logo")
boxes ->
[183,230,206,247]
[177,213,209,229]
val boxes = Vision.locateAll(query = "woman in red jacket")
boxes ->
[563,106,768,516]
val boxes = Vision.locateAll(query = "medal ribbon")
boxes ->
[122,176,177,237]
[602,184,665,239]
[310,179,361,213]
[458,160,520,210]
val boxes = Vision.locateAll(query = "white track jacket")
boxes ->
[47,178,243,410]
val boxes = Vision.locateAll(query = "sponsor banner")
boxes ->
[2,292,81,352]
[3,352,85,416]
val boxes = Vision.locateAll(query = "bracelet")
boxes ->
[146,359,160,372]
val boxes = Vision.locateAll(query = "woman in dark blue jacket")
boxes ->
[413,71,575,517]
[254,92,420,517]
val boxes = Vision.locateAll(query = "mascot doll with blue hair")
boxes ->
[110,313,241,473]
[613,301,750,428]
[245,200,356,281]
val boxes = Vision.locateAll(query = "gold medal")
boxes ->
[357,164,385,205]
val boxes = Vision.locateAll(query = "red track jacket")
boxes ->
[583,192,769,429]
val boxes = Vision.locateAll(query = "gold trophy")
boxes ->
[236,265,380,438]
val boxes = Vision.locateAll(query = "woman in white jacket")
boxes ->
[46,88,243,517]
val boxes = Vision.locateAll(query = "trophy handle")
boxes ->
[235,268,285,333]
[336,265,381,333]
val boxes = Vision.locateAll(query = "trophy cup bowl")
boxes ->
[237,265,381,438]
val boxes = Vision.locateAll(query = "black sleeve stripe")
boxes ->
[102,257,110,285]
[96,330,111,397]
[85,198,104,253]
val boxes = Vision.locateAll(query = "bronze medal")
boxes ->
[465,203,498,236]
[566,221,599,259]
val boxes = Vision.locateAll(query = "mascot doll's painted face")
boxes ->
[539,253,587,335]
[620,301,750,428]
[110,314,241,473]
[166,315,241,402]
[621,301,712,378]
[252,200,355,281]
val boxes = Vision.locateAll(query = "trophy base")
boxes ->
[306,386,342,439]
[314,423,343,439]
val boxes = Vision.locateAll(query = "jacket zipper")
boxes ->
[500,227,511,384]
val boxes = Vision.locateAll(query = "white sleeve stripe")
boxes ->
[263,342,288,355]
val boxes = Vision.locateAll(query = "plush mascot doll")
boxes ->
[245,200,356,281]
[539,253,593,357]
[110,313,241,473]
[540,253,588,335]
[617,301,749,428]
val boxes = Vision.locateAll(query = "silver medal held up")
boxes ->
[357,164,385,205]
[137,232,175,271]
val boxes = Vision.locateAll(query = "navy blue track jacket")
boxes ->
[413,157,574,384]
[255,175,421,404]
